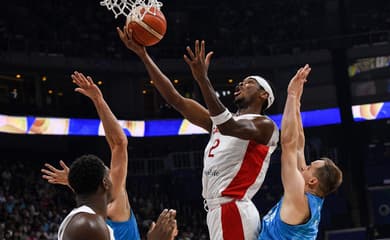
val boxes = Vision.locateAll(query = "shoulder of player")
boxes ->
[66,212,108,239]
[252,116,274,125]
[107,190,131,222]
[251,116,276,133]
[280,194,310,224]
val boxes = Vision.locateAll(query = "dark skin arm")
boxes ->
[184,40,274,144]
[117,26,212,132]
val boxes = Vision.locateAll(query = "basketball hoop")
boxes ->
[100,0,163,20]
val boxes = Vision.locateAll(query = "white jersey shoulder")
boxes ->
[58,205,115,240]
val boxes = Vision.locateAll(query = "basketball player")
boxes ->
[44,160,178,240]
[118,27,279,240]
[43,72,177,240]
[258,65,343,239]
[57,154,115,240]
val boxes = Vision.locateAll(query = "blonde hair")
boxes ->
[314,157,343,197]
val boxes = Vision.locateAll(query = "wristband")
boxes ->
[210,109,232,125]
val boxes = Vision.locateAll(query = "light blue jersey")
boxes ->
[106,210,141,240]
[258,193,324,240]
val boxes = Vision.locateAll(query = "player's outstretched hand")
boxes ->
[71,71,103,101]
[147,209,178,240]
[41,160,69,186]
[117,26,146,57]
[287,64,311,98]
[184,40,214,83]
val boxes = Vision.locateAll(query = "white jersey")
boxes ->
[58,205,115,240]
[202,114,279,200]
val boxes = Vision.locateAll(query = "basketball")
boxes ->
[126,7,167,46]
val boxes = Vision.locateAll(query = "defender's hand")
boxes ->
[41,160,69,186]
[287,64,311,97]
[72,71,103,101]
[147,209,178,240]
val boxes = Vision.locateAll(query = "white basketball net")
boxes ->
[100,0,163,20]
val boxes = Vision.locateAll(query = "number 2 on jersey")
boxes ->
[208,139,220,157]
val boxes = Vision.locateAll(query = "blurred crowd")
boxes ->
[1,0,389,59]
[0,159,70,240]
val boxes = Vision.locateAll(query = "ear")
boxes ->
[308,177,319,187]
[259,91,269,101]
[102,177,110,191]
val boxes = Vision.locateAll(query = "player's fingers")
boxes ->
[186,46,195,60]
[302,67,311,79]
[74,72,87,86]
[44,163,59,173]
[183,55,192,65]
[116,27,125,40]
[168,214,176,231]
[156,209,169,225]
[147,221,156,235]
[300,67,308,77]
[74,88,87,96]
[301,65,309,74]
[125,27,132,41]
[41,169,56,177]
[205,51,214,65]
[78,72,89,84]
[195,40,200,57]
[161,210,171,226]
[86,76,94,85]
[296,67,303,75]
[59,160,69,170]
[171,219,177,230]
[173,226,179,237]
[42,175,53,181]
[302,64,310,74]
[168,209,176,219]
[41,174,50,179]
[123,26,129,39]
[71,73,82,86]
[116,27,124,39]
[78,73,90,87]
[200,40,205,59]
[293,68,303,80]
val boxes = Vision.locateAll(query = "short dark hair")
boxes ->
[68,154,106,195]
[314,158,343,197]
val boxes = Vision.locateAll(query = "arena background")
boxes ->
[0,0,390,239]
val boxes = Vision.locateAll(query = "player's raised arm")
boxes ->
[184,40,274,144]
[72,72,129,221]
[117,27,212,132]
[295,78,307,171]
[280,65,311,221]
